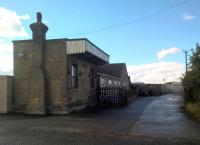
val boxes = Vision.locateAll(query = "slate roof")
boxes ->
[97,63,126,78]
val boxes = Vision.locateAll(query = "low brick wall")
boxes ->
[0,76,13,113]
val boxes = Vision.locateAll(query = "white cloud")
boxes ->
[0,41,13,75]
[19,14,31,20]
[127,61,184,84]
[0,7,29,75]
[0,7,30,38]
[0,42,13,53]
[182,12,196,21]
[0,54,13,75]
[157,47,181,60]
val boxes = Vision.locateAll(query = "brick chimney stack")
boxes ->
[30,12,48,41]
[27,12,48,114]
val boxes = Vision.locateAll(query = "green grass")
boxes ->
[185,103,200,122]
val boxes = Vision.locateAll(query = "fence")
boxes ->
[97,87,127,106]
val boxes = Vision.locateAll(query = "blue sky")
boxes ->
[0,0,199,83]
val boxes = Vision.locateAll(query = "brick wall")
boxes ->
[13,40,47,114]
[13,39,68,114]
[0,76,13,113]
[45,39,68,114]
[67,55,97,112]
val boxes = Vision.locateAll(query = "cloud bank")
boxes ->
[0,7,30,75]
[0,41,13,75]
[157,47,181,60]
[127,61,184,84]
[0,7,30,38]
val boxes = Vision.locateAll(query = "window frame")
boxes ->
[90,68,95,88]
[71,64,78,88]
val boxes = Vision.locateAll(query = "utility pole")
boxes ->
[183,50,188,73]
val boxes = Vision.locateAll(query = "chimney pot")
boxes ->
[37,12,42,23]
[30,12,48,41]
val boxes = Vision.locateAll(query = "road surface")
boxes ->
[0,94,199,145]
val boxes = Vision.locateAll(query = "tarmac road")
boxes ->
[0,94,199,145]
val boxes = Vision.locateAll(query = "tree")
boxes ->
[182,44,200,103]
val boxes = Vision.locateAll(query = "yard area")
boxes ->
[0,94,199,145]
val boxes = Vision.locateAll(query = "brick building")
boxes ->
[0,12,130,114]
[97,63,130,89]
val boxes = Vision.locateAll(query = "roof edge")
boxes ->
[68,38,110,57]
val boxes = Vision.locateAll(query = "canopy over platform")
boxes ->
[67,38,109,64]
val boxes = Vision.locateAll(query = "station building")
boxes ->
[0,12,130,114]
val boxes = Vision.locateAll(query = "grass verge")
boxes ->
[185,103,200,122]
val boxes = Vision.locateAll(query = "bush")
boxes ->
[182,44,200,122]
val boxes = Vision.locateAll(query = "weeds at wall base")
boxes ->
[185,103,200,122]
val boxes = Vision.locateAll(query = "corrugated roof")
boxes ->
[97,63,126,78]
[67,39,109,63]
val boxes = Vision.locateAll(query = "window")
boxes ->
[100,78,105,87]
[108,80,112,86]
[71,64,78,88]
[90,68,95,88]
